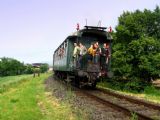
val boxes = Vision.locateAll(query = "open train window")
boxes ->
[64,40,67,48]
[63,41,67,55]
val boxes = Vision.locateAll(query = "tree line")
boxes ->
[111,6,160,91]
[0,57,49,77]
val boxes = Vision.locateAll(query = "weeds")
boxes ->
[0,78,29,93]
[98,80,160,103]
[131,112,138,120]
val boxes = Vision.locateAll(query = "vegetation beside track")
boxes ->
[0,74,32,93]
[111,6,160,90]
[0,57,49,77]
[0,73,82,120]
[98,81,160,103]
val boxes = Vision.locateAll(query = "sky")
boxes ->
[0,0,159,64]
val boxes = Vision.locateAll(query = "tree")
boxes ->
[40,64,49,73]
[112,6,160,90]
[24,64,34,74]
[0,57,25,76]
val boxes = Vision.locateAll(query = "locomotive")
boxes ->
[53,25,112,88]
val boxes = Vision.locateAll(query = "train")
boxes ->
[53,25,113,88]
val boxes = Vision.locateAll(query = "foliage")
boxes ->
[40,63,49,73]
[112,6,160,90]
[0,57,49,76]
[0,57,25,76]
[25,63,49,74]
[144,86,160,96]
[24,64,34,74]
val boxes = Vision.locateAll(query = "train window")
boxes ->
[54,51,57,61]
[56,51,59,60]
[64,41,66,48]
[58,48,60,59]
[61,47,64,58]
[54,40,69,61]
[60,47,62,59]
[57,44,64,59]
[64,41,67,54]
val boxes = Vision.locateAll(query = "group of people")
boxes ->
[73,42,87,68]
[73,41,110,70]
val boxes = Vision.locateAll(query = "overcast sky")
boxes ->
[0,0,159,64]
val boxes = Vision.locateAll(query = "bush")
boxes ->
[0,57,25,76]
[25,64,34,74]
[40,64,49,73]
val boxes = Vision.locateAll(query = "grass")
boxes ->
[0,74,47,120]
[143,86,160,103]
[0,74,31,84]
[0,74,32,93]
[0,73,86,120]
[98,81,160,103]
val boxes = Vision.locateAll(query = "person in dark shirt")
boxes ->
[100,43,110,70]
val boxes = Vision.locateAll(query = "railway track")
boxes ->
[51,77,130,119]
[79,87,160,120]
[74,89,130,120]
[52,76,160,119]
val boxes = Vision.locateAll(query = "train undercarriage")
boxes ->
[54,70,99,88]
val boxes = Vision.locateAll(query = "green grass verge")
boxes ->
[143,86,160,103]
[0,74,32,93]
[0,73,84,120]
[98,81,160,103]
[0,74,31,84]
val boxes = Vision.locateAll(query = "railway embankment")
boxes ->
[45,76,160,120]
[97,80,160,104]
[45,76,130,120]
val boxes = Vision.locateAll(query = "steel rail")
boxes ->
[82,90,155,120]
[97,87,160,110]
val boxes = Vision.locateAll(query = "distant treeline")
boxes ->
[0,57,49,77]
[111,6,160,91]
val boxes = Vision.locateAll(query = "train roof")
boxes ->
[54,26,113,53]
[67,26,113,40]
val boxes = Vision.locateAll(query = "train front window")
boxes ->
[80,36,108,48]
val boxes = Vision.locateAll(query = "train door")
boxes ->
[67,36,78,70]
